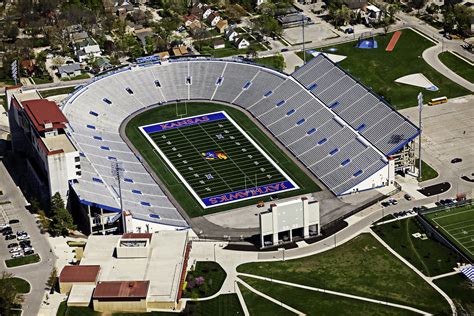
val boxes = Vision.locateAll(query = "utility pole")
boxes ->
[417,93,423,182]
[111,161,125,233]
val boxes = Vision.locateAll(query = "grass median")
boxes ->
[5,254,40,268]
[240,276,418,316]
[438,52,474,83]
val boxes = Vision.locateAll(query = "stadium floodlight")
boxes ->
[111,161,125,233]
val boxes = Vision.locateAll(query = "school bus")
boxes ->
[428,96,448,106]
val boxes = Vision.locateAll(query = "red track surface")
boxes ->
[386,31,401,52]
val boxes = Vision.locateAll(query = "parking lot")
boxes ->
[0,161,55,316]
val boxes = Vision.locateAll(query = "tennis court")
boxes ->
[140,111,298,208]
[424,204,474,260]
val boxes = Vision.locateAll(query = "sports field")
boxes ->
[424,204,474,261]
[140,112,298,208]
[125,102,320,217]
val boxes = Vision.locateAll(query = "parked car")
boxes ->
[280,48,289,52]
[0,223,10,230]
[7,243,19,248]
[17,234,30,241]
[24,249,35,256]
[5,234,16,240]
[2,229,13,236]
[23,247,34,253]
[404,194,412,201]
[9,247,22,253]
[11,252,24,258]
[8,219,20,224]
[20,240,31,248]
[16,231,28,237]
[451,158,462,163]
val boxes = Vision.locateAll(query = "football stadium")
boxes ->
[60,54,420,234]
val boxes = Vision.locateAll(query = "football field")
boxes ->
[140,111,298,208]
[425,204,474,261]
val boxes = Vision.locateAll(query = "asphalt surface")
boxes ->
[0,162,55,316]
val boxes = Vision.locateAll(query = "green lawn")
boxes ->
[5,254,40,268]
[39,87,76,98]
[32,76,53,84]
[0,277,30,293]
[60,73,90,81]
[184,261,226,298]
[416,159,439,182]
[433,274,474,315]
[254,55,285,72]
[297,29,470,109]
[438,52,474,83]
[237,233,451,315]
[238,283,291,315]
[125,102,320,217]
[184,294,244,316]
[240,276,418,316]
[372,217,462,276]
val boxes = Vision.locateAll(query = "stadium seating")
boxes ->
[62,57,418,227]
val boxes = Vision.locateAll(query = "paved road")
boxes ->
[423,45,474,92]
[0,162,55,316]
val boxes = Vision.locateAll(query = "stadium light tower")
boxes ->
[417,92,423,182]
[302,15,307,65]
[111,161,125,233]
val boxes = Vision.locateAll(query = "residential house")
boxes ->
[207,11,221,26]
[70,31,89,43]
[189,20,203,32]
[366,5,383,23]
[172,45,188,56]
[58,64,81,79]
[213,39,225,49]
[134,27,155,52]
[202,6,213,19]
[343,0,367,10]
[225,28,239,42]
[94,57,113,73]
[216,19,228,33]
[234,37,250,49]
[184,14,199,27]
[74,37,102,62]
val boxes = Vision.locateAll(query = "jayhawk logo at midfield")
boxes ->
[202,151,228,160]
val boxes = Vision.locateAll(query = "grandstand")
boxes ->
[62,55,419,233]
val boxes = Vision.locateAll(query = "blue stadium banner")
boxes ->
[143,113,227,133]
[136,55,160,63]
[201,181,296,206]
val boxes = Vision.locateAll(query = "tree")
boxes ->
[49,192,75,236]
[5,23,20,42]
[0,272,24,316]
[46,268,57,293]
[38,210,50,233]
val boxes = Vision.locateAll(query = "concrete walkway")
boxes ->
[238,272,431,315]
[422,45,474,92]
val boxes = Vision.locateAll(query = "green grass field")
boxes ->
[125,102,320,217]
[183,261,226,298]
[438,52,474,83]
[238,283,291,315]
[254,55,285,72]
[39,87,76,98]
[372,217,463,276]
[416,159,439,182]
[297,29,470,109]
[433,274,474,315]
[237,233,451,314]
[5,254,40,268]
[424,203,474,261]
[0,277,30,293]
[240,276,418,316]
